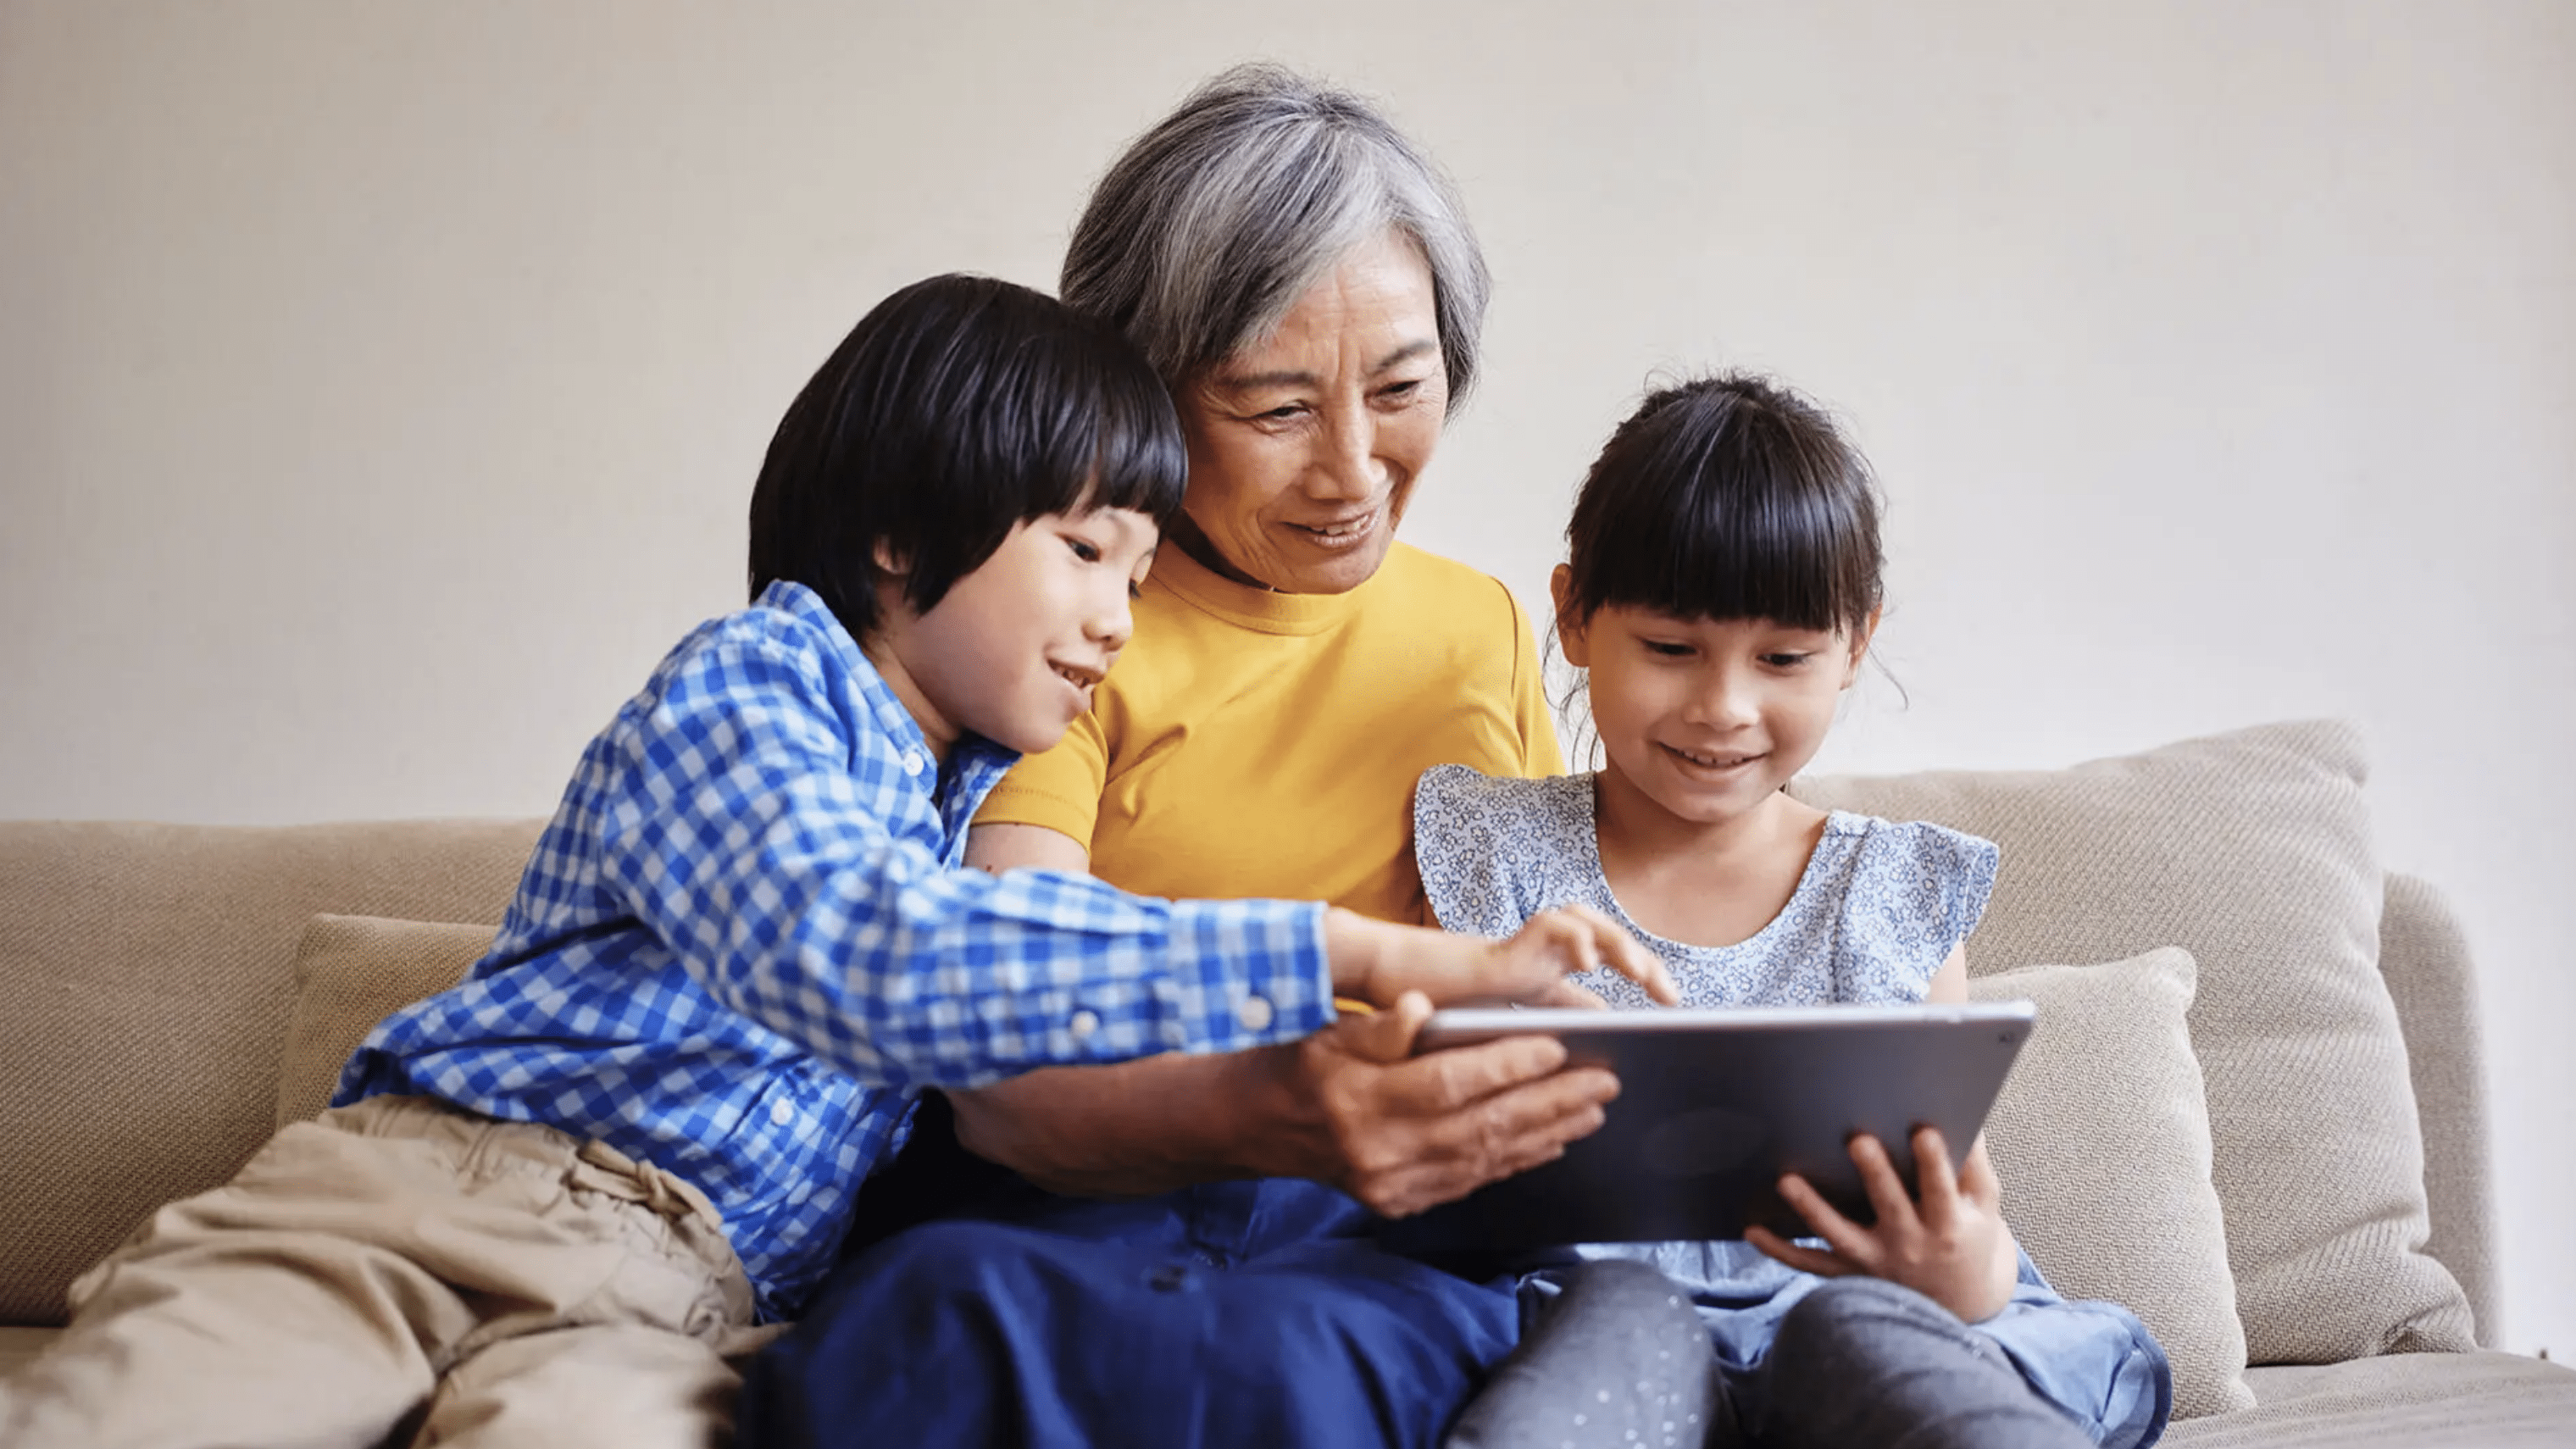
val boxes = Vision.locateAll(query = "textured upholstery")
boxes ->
[2163,1352,2576,1446]
[1971,949,2251,1417]
[2373,874,2498,1347]
[272,914,495,1130]
[0,819,539,1325]
[1794,720,2475,1364]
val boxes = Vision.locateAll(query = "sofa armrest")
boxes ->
[2378,873,2498,1347]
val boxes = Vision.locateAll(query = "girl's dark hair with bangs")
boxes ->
[748,273,1187,643]
[1560,373,1883,636]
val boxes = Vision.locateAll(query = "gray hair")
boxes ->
[1063,64,1491,411]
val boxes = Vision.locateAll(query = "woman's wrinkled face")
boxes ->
[1176,230,1446,595]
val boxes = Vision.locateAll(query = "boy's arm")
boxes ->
[595,634,1334,1091]
[597,632,1660,1099]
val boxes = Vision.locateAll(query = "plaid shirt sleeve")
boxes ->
[591,630,1333,1091]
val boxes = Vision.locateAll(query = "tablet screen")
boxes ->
[1384,1002,2035,1253]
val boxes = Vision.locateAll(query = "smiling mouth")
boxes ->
[1661,742,1763,772]
[1285,510,1377,546]
[1049,662,1103,691]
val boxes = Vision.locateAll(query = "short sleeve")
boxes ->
[974,708,1108,849]
[1506,590,1566,777]
[1834,819,2001,1003]
[1413,764,1546,937]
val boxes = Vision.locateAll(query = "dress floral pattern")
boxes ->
[1412,764,1997,1009]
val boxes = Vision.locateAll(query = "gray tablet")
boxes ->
[1380,1002,2035,1254]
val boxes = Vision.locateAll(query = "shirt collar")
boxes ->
[753,579,1020,791]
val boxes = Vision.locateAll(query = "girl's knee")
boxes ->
[1772,1277,1987,1370]
[1782,1275,1951,1330]
[1552,1259,1701,1323]
[1446,1263,1718,1449]
[1526,1260,1711,1372]
[1758,1281,2089,1449]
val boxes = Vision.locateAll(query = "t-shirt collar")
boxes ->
[1145,541,1375,637]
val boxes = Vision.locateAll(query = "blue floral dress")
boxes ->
[1413,765,2171,1449]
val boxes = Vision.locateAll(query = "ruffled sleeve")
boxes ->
[1412,763,1551,936]
[1832,819,2000,1002]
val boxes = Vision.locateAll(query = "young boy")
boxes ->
[0,275,1665,1449]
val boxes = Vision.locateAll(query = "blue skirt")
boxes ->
[737,1114,1518,1449]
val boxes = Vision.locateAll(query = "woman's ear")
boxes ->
[1549,564,1592,669]
[1840,607,1882,688]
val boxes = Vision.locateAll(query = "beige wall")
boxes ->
[3,0,2569,1354]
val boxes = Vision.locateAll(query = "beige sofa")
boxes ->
[3,719,2572,1443]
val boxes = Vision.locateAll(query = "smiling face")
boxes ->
[866,506,1159,759]
[1556,569,1874,830]
[1174,230,1447,595]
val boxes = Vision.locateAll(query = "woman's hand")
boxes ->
[947,990,1627,1214]
[1325,903,1679,1010]
[1743,1126,2019,1324]
[1280,991,1625,1216]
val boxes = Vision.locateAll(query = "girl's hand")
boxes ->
[1744,1126,2019,1324]
[1325,904,1679,1011]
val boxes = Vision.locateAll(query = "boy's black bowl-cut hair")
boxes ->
[748,273,1189,643]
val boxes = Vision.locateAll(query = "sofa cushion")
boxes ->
[1971,949,2251,1417]
[274,915,492,1130]
[2162,1352,2576,1446]
[0,819,540,1327]
[1793,720,2473,1364]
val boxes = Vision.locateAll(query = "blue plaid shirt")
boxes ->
[338,581,1333,1318]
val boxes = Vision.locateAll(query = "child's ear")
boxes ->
[1548,564,1591,668]
[1840,607,1882,687]
[869,540,920,633]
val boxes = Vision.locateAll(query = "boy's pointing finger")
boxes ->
[1553,902,1677,1004]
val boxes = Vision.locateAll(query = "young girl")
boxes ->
[1417,375,2172,1449]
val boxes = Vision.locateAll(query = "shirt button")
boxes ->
[1069,1008,1101,1041]
[769,1098,796,1128]
[1236,995,1274,1032]
[900,749,926,777]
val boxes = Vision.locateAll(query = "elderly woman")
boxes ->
[739,67,1613,1446]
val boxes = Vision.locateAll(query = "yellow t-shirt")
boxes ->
[977,540,1563,924]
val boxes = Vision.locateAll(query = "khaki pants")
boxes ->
[0,1096,778,1449]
